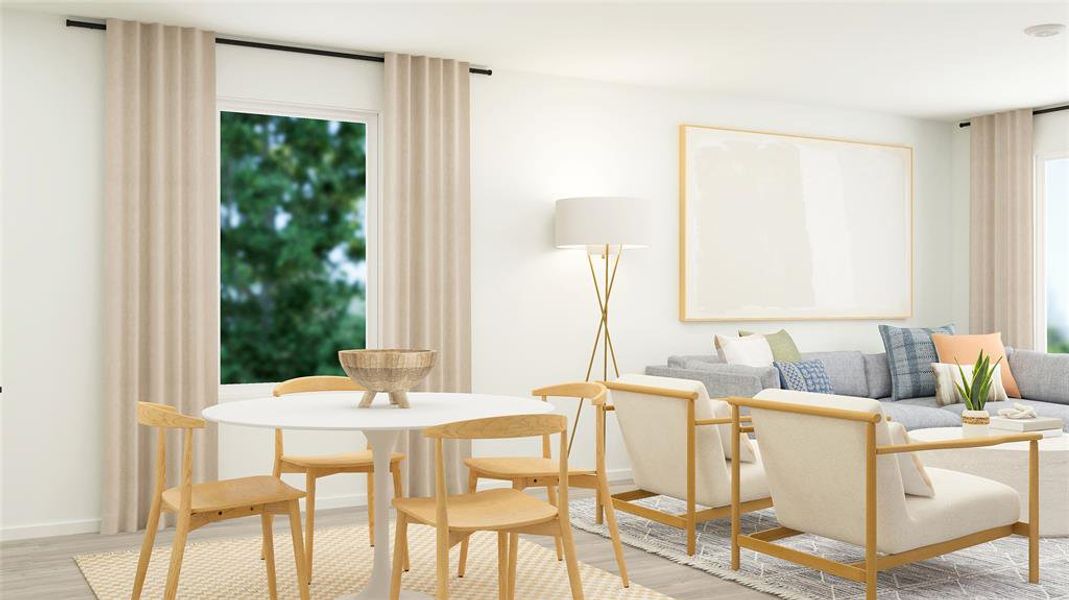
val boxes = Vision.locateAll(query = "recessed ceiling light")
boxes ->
[1024,23,1065,38]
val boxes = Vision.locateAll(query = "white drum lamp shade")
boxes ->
[554,196,650,250]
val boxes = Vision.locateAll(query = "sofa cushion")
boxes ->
[863,352,892,399]
[716,334,774,367]
[878,323,955,400]
[775,360,834,393]
[895,396,943,408]
[931,362,1008,406]
[680,361,781,391]
[888,421,934,497]
[1008,350,1069,405]
[666,354,721,368]
[879,400,961,430]
[932,332,1020,398]
[800,351,868,397]
[888,467,1019,554]
[739,329,802,362]
[645,364,777,399]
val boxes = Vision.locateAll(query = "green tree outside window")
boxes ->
[220,112,367,384]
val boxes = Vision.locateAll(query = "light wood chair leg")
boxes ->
[457,471,479,577]
[305,472,316,584]
[507,532,519,600]
[596,473,630,587]
[261,513,278,600]
[288,500,311,600]
[162,510,191,600]
[497,531,509,600]
[131,498,162,600]
[391,464,409,572]
[260,514,273,561]
[558,518,585,600]
[595,486,604,526]
[367,470,376,547]
[390,514,408,600]
[545,484,564,561]
[436,523,450,600]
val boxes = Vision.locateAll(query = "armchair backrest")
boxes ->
[607,374,731,507]
[741,389,908,547]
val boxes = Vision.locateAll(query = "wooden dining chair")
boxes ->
[132,402,309,600]
[390,414,584,600]
[456,382,629,587]
[267,375,406,581]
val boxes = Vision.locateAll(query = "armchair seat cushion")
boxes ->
[884,467,1019,554]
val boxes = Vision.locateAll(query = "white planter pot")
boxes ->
[962,409,991,438]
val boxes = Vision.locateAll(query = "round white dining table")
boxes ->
[203,391,553,600]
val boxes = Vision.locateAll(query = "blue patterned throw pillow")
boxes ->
[878,323,955,400]
[775,360,834,394]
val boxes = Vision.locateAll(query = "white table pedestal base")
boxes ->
[334,429,431,600]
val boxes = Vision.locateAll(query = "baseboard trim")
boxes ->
[1,469,635,542]
[1,518,102,542]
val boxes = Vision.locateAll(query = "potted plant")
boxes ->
[956,350,1001,437]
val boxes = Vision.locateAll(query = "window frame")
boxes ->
[1035,150,1069,350]
[216,97,382,399]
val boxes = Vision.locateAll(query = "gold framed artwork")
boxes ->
[678,124,913,322]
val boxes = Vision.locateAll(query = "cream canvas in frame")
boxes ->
[679,124,913,321]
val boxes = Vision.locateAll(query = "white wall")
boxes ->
[2,9,106,540]
[469,70,962,473]
[2,9,966,539]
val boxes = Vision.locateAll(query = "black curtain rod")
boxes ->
[958,104,1067,128]
[65,19,492,76]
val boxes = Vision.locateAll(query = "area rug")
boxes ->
[75,522,661,599]
[570,496,1069,600]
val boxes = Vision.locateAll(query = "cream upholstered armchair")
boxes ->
[604,374,772,555]
[726,389,1040,600]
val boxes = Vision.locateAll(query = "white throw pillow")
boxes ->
[931,362,1008,407]
[715,334,774,367]
[888,421,934,497]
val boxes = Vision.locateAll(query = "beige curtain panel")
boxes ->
[102,19,219,534]
[969,109,1036,349]
[383,53,473,496]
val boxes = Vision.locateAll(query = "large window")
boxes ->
[220,108,371,384]
[1042,154,1069,353]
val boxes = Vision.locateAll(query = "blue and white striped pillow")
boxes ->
[878,324,956,400]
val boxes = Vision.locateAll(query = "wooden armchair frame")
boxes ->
[725,396,1040,600]
[603,381,772,555]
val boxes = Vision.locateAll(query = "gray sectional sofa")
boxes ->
[647,348,1069,431]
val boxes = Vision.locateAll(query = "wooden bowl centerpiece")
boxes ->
[338,349,437,408]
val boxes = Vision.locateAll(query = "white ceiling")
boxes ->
[10,1,1069,121]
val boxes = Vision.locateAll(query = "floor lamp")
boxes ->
[555,196,650,452]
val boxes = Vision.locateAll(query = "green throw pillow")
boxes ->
[739,329,802,363]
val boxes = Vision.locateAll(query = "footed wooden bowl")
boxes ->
[338,349,437,408]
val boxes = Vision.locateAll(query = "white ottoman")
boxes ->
[910,427,1069,537]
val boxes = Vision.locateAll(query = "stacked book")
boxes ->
[990,416,1063,438]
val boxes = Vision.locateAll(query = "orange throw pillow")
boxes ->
[931,333,1020,398]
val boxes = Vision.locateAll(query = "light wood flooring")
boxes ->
[1,489,774,599]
